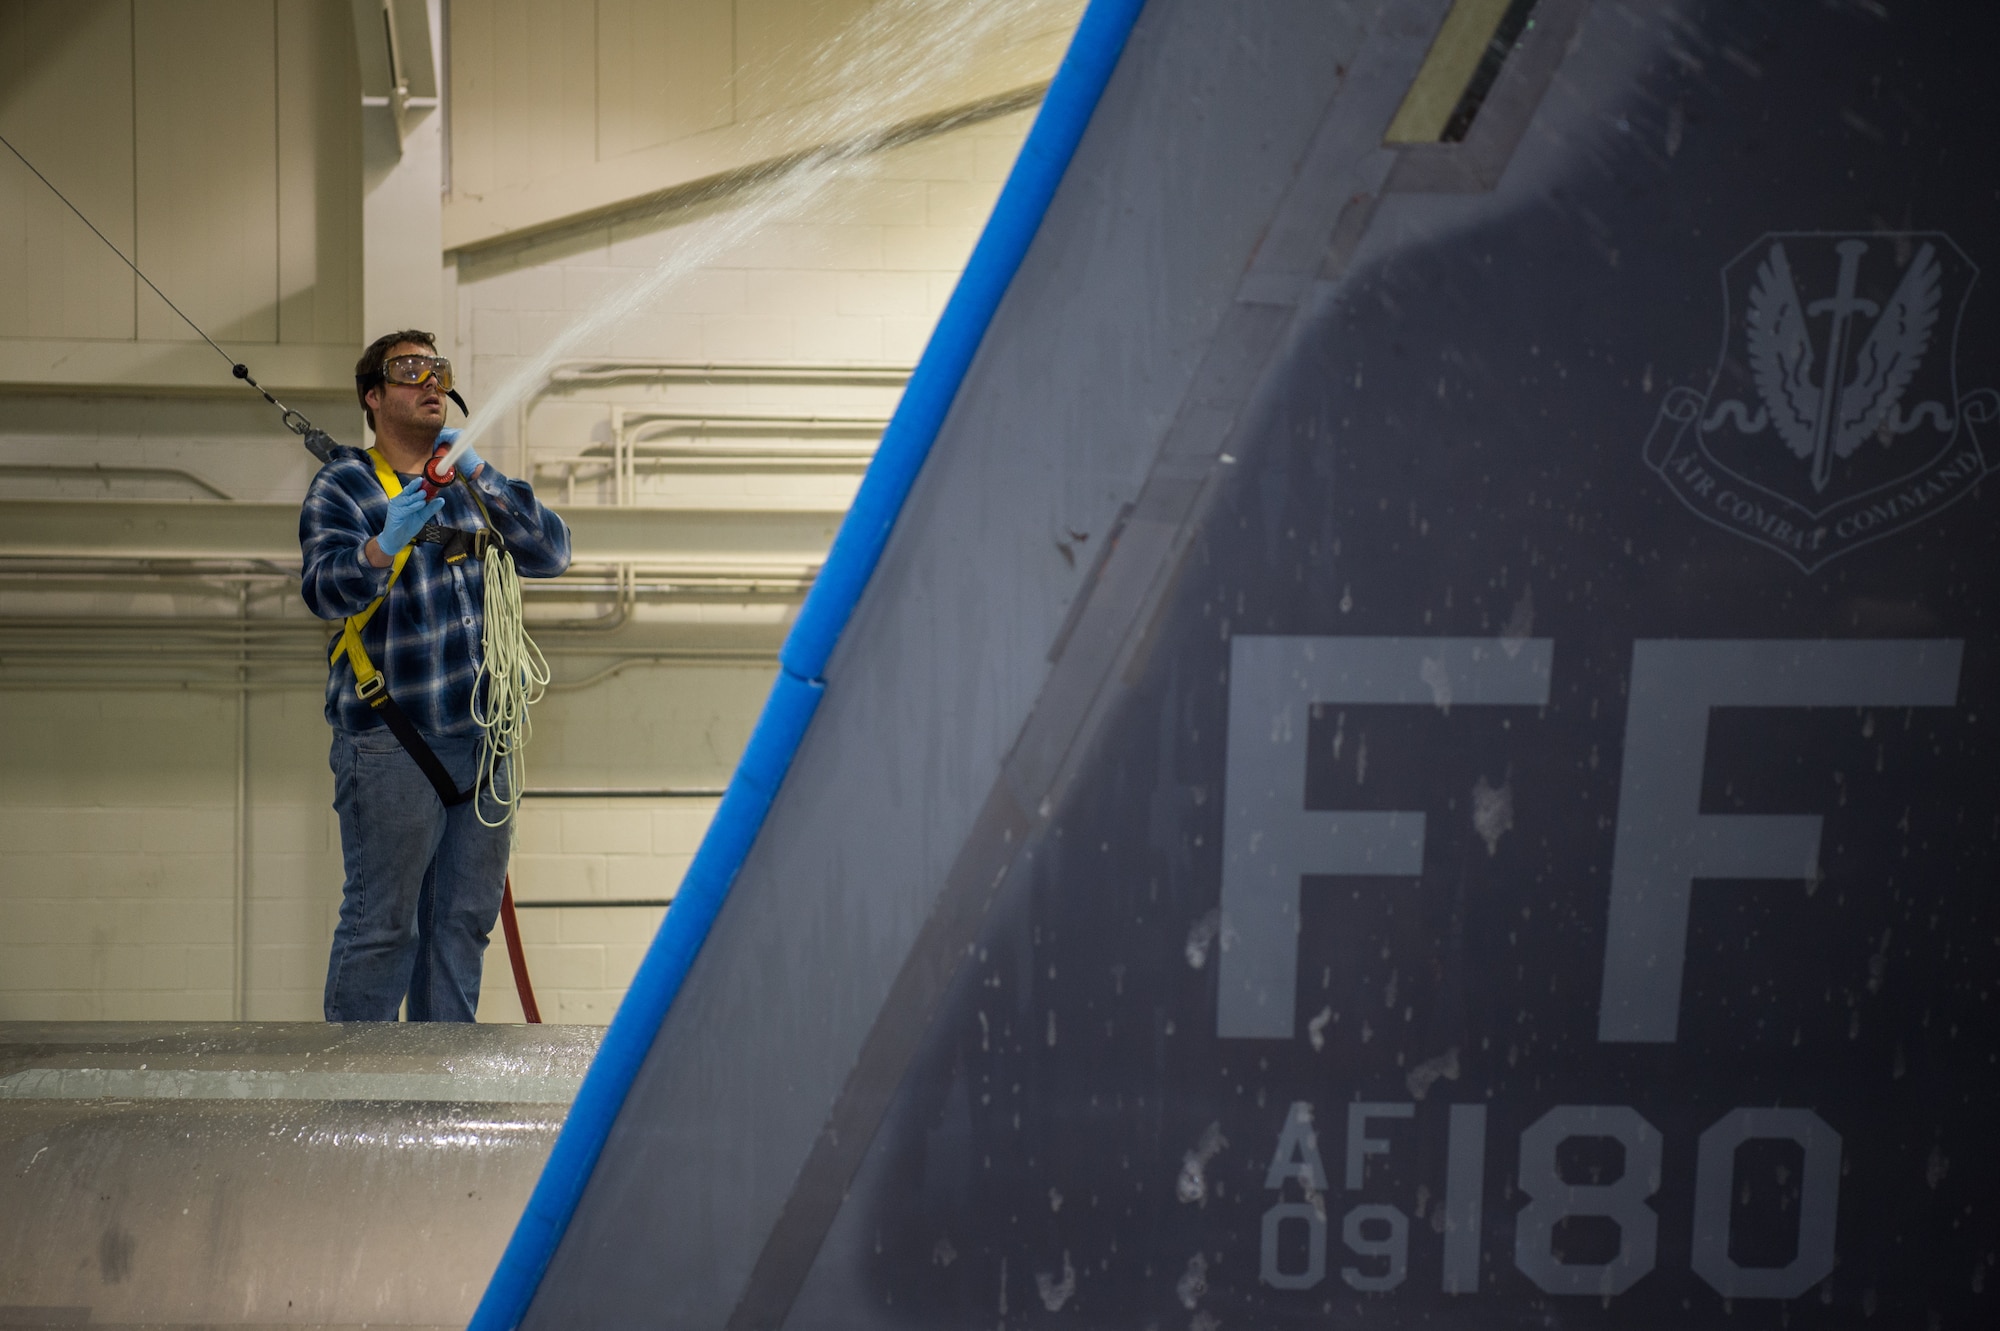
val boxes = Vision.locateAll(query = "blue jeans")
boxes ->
[323,727,512,1022]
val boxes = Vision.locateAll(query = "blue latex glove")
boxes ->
[436,427,484,476]
[378,485,445,557]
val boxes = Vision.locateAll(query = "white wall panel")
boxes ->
[277,0,361,345]
[0,0,358,386]
[0,0,137,340]
[134,0,281,344]
[449,0,597,199]
[595,0,733,160]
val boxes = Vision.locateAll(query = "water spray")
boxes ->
[433,0,1080,480]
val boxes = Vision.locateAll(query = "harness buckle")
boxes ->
[434,526,497,564]
[355,673,386,701]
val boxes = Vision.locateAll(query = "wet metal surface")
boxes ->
[0,1022,598,1329]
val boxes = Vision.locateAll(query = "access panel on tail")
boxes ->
[496,1,2000,1327]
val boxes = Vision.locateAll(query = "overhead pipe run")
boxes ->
[0,499,844,566]
[0,462,238,501]
[543,360,913,389]
[522,360,912,500]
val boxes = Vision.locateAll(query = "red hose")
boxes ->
[499,874,542,1023]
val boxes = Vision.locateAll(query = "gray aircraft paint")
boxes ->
[1599,638,1962,1042]
[521,0,2000,1326]
[523,1,1391,1325]
[1219,636,1553,1039]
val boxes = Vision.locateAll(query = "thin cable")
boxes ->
[0,129,336,457]
[472,542,551,828]
[0,130,236,371]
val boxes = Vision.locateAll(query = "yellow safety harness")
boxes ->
[331,449,415,704]
[330,449,492,807]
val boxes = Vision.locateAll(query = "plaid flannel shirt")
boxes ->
[299,446,571,736]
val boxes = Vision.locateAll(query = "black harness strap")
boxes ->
[414,522,497,564]
[356,675,475,808]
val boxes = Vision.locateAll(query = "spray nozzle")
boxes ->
[419,443,458,498]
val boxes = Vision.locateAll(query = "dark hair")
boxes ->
[354,329,438,429]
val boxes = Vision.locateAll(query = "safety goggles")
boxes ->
[379,354,453,391]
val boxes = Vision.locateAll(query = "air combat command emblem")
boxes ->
[1645,232,1997,571]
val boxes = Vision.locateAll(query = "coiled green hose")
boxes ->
[472,544,550,827]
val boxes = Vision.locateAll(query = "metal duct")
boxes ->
[0,1022,599,1328]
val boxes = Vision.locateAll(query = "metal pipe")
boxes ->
[621,411,889,429]
[0,1023,600,1324]
[543,360,912,388]
[523,787,727,799]
[543,654,774,692]
[0,610,320,627]
[516,396,529,492]
[0,462,237,501]
[618,407,632,507]
[568,410,891,493]
[0,618,792,647]
[0,564,301,586]
[0,615,791,647]
[531,563,637,632]
[0,680,325,693]
[0,500,843,563]
[0,647,751,674]
[233,583,249,1021]
[0,647,328,661]
[520,360,912,502]
[0,566,810,611]
[537,446,876,472]
[0,661,771,691]
[609,406,625,507]
[511,898,674,909]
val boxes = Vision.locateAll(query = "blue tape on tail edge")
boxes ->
[467,2,1148,1326]
[780,0,1150,681]
[468,669,821,1330]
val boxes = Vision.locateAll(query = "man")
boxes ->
[300,330,571,1022]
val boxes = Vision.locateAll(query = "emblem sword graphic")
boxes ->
[1746,237,1943,493]
[1805,240,1880,492]
[1643,230,1998,572]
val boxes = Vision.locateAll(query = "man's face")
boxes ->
[365,340,447,438]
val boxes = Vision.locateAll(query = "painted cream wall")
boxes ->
[0,98,1040,1023]
[0,0,363,389]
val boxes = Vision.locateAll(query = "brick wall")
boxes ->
[1,690,250,1020]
